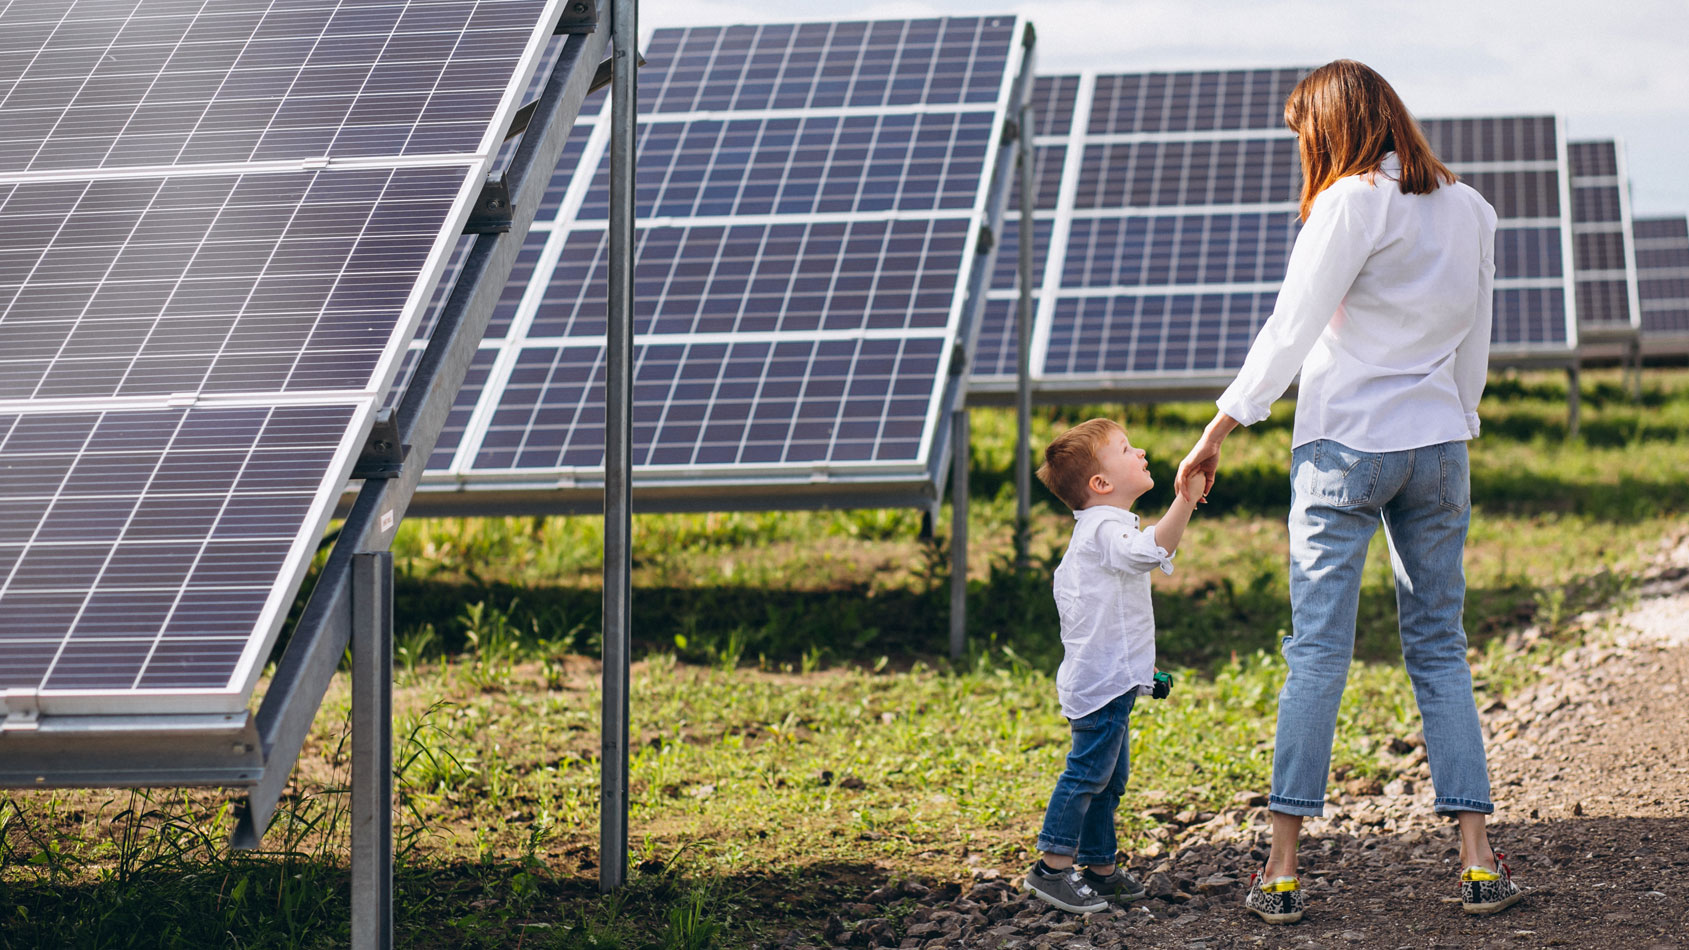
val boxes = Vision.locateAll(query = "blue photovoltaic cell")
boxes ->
[0,166,465,400]
[1087,69,1304,134]
[527,219,971,339]
[0,0,559,703]
[638,18,1016,114]
[571,111,995,219]
[991,216,1052,291]
[382,345,499,470]
[414,15,1025,493]
[1042,292,1276,375]
[476,337,945,469]
[1074,138,1301,209]
[0,403,354,692]
[0,0,550,173]
[1028,75,1080,137]
[1566,139,1637,330]
[977,86,1578,390]
[1634,216,1689,339]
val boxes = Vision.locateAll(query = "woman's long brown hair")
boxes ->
[1285,59,1457,222]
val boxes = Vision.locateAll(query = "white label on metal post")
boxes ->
[380,509,395,532]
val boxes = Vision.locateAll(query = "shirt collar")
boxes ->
[1074,505,1139,529]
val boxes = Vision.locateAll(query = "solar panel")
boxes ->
[404,16,1032,512]
[0,0,568,714]
[969,70,1581,400]
[1566,139,1642,343]
[1634,216,1689,351]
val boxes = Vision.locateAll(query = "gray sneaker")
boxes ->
[1021,863,1108,914]
[1083,866,1146,902]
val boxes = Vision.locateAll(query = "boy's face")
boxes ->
[1088,428,1154,507]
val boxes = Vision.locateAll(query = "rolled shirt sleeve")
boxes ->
[1100,526,1175,576]
[1216,181,1382,427]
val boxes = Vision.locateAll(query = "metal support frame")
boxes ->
[1567,362,1582,436]
[351,552,394,950]
[949,409,970,661]
[1013,104,1035,570]
[232,18,612,849]
[600,0,637,894]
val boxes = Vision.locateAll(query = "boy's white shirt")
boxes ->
[1052,505,1174,720]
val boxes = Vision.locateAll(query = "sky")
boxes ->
[640,0,1689,218]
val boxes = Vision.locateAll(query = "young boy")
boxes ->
[1021,418,1205,914]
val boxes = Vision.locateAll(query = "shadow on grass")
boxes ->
[371,543,1613,678]
[0,852,891,950]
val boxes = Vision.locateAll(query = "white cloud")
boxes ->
[638,0,1689,213]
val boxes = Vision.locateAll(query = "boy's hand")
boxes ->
[1179,469,1212,502]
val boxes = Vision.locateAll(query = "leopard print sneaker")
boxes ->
[1244,870,1305,924]
[1461,852,1523,915]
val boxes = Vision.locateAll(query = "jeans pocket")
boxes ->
[1303,439,1382,508]
[1438,442,1470,512]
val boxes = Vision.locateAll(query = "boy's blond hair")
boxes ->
[1035,418,1124,511]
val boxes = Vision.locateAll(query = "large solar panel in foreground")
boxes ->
[1634,216,1689,350]
[0,0,566,714]
[1566,139,1642,340]
[969,69,1580,400]
[407,16,1030,511]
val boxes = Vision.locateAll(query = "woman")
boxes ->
[1174,60,1523,923]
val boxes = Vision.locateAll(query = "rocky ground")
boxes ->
[790,534,1689,949]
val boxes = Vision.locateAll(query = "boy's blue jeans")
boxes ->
[1037,691,1136,865]
[1271,439,1493,817]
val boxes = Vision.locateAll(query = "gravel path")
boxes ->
[798,535,1689,949]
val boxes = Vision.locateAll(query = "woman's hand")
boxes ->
[1177,414,1239,503]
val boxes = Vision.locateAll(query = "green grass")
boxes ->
[3,368,1686,948]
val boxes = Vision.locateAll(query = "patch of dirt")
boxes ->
[795,534,1689,949]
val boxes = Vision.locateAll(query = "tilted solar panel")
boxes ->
[1633,216,1689,350]
[0,0,569,715]
[969,70,1581,401]
[404,16,1032,513]
[1565,139,1642,342]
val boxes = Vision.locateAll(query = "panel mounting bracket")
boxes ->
[1000,118,1020,145]
[976,224,995,255]
[352,410,408,480]
[465,175,514,234]
[0,690,41,732]
[554,0,598,34]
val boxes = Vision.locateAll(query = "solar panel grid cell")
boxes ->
[639,18,1015,115]
[0,166,464,400]
[0,402,354,693]
[571,110,994,219]
[0,0,563,708]
[2,0,545,174]
[417,15,1026,501]
[1632,216,1689,339]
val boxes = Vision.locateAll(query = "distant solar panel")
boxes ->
[1634,216,1689,352]
[0,0,567,714]
[1566,139,1642,343]
[406,16,1032,512]
[969,70,1580,400]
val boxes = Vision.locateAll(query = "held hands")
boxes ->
[1176,434,1223,503]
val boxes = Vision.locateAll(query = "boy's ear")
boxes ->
[1088,472,1112,495]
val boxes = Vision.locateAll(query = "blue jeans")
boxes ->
[1037,691,1136,864]
[1271,439,1492,817]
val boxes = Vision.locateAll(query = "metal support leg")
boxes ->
[1013,104,1034,570]
[601,0,637,895]
[351,552,393,950]
[1629,338,1643,401]
[949,409,970,661]
[1566,363,1581,437]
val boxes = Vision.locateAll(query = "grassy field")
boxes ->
[2,368,1686,949]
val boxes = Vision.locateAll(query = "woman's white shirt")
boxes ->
[1216,153,1498,452]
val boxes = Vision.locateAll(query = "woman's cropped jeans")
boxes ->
[1270,439,1493,817]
